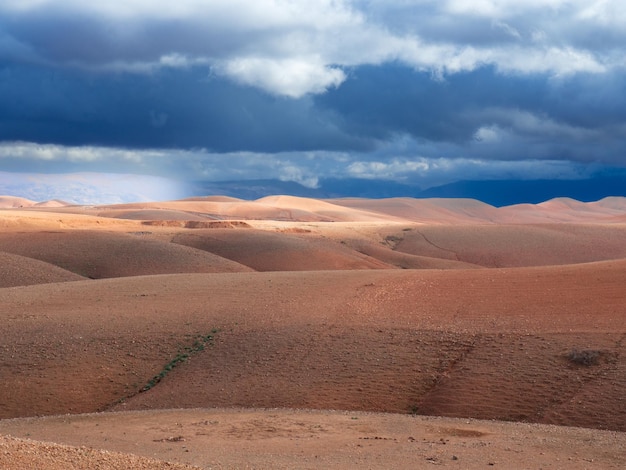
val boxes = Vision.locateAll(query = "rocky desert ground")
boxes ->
[0,194,625,469]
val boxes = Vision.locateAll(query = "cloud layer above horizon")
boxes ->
[1,0,625,199]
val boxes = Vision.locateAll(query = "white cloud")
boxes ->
[346,154,595,188]
[0,1,623,95]
[443,0,570,17]
[492,20,522,39]
[474,126,501,143]
[0,142,341,186]
[0,137,609,199]
[216,57,346,98]
[278,164,319,188]
[576,0,626,24]
[494,46,606,75]
[347,158,430,180]
[477,108,601,140]
[0,142,149,163]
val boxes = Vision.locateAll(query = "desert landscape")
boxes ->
[0,194,625,469]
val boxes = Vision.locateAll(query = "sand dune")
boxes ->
[171,228,393,271]
[6,194,626,224]
[340,238,483,269]
[495,198,626,223]
[330,197,502,224]
[111,263,626,431]
[4,200,624,278]
[0,208,144,231]
[0,230,253,278]
[0,252,86,287]
[0,196,36,208]
[592,196,626,210]
[2,261,624,429]
[330,196,626,224]
[86,197,382,223]
[94,209,211,221]
[183,195,244,202]
[392,224,626,267]
[1,194,625,468]
[138,196,400,222]
[255,195,404,222]
[34,199,72,208]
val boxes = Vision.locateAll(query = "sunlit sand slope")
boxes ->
[32,195,403,223]
[15,195,626,223]
[0,196,36,208]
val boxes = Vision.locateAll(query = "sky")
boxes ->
[1,0,625,203]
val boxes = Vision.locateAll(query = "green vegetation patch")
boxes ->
[142,330,217,392]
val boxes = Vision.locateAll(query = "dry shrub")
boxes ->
[566,349,602,366]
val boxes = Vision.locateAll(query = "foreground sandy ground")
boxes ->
[2,408,625,469]
[0,195,625,468]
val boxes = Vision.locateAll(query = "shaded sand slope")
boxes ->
[340,238,483,269]
[2,261,625,430]
[0,252,86,287]
[392,224,626,267]
[171,228,394,271]
[0,230,253,278]
[1,409,624,470]
[3,212,625,272]
[169,218,626,271]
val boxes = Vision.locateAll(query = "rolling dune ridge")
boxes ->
[0,195,625,468]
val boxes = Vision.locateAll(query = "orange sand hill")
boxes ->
[0,196,36,208]
[0,195,625,469]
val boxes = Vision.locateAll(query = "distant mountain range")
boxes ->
[193,174,626,207]
[3,172,625,206]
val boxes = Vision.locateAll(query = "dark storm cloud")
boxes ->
[316,65,626,166]
[0,10,250,66]
[0,0,625,197]
[0,62,370,153]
